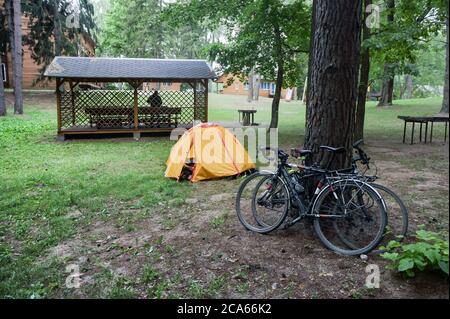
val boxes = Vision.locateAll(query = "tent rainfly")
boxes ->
[44,57,217,140]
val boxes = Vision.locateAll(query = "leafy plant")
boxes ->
[381,227,449,278]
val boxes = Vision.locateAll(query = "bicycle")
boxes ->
[235,146,388,256]
[333,139,409,243]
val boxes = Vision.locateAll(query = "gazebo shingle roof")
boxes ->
[44,57,217,80]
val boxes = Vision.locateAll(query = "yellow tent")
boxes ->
[165,123,255,182]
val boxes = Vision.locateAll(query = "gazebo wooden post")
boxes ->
[201,79,208,122]
[131,80,144,139]
[193,81,198,121]
[69,79,76,126]
[56,77,63,140]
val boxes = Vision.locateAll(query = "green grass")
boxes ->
[0,93,447,298]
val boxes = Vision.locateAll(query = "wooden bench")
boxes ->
[85,106,182,129]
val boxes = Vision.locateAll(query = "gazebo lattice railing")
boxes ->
[45,57,216,139]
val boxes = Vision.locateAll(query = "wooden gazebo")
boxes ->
[44,57,216,139]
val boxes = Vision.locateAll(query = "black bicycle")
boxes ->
[336,139,409,244]
[235,146,388,256]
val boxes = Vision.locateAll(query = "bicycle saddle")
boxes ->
[319,146,346,154]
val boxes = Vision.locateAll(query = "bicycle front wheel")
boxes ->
[313,180,387,256]
[235,172,289,233]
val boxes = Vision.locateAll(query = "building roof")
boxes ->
[44,57,217,80]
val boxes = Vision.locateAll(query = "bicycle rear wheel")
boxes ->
[370,183,409,244]
[313,180,387,256]
[235,172,289,233]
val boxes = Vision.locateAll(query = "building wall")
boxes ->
[217,74,290,99]
[142,82,182,91]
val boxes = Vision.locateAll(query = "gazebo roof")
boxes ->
[44,57,217,81]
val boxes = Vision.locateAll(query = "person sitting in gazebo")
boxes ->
[147,90,163,107]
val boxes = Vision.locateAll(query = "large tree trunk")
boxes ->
[269,62,283,128]
[377,0,395,107]
[305,0,317,125]
[305,0,362,170]
[441,18,449,114]
[354,0,372,142]
[12,0,22,114]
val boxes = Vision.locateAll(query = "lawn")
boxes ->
[0,92,448,298]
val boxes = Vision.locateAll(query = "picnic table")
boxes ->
[398,116,449,144]
[238,109,258,126]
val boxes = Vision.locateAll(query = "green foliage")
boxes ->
[22,0,97,81]
[167,0,311,88]
[99,0,209,59]
[381,227,449,278]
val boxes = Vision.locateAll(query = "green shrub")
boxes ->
[380,227,449,278]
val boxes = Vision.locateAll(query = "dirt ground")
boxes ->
[4,92,449,298]
[47,139,449,299]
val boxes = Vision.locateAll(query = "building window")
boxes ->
[162,82,172,86]
[260,81,270,90]
[244,83,249,90]
[1,63,6,82]
[234,82,240,90]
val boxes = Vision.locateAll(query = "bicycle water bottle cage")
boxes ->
[290,148,312,159]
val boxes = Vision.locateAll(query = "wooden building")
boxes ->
[44,57,216,139]
[216,74,293,99]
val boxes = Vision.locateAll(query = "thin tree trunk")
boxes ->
[54,0,62,56]
[247,69,254,102]
[354,0,372,142]
[377,0,395,107]
[0,67,5,116]
[12,0,22,114]
[269,62,283,128]
[5,0,15,107]
[404,74,413,99]
[305,0,362,169]
[253,73,260,100]
[440,18,449,114]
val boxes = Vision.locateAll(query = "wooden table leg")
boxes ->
[445,121,448,142]
[403,121,407,144]
[419,122,423,143]
[430,121,434,143]
[424,121,428,143]
[411,122,415,144]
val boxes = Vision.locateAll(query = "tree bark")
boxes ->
[377,0,395,107]
[305,0,317,125]
[305,0,362,169]
[440,18,449,114]
[5,0,15,107]
[253,73,260,101]
[0,68,5,116]
[404,74,413,99]
[247,69,254,102]
[54,0,62,56]
[269,62,283,128]
[269,22,284,129]
[354,0,372,143]
[12,0,22,114]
